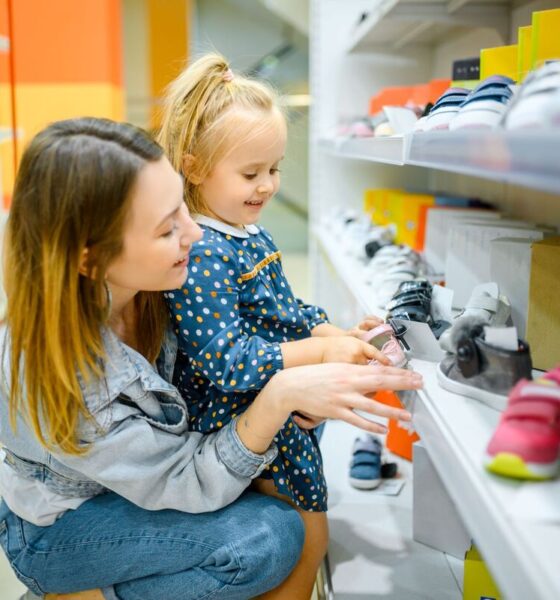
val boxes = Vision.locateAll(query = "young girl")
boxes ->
[158,54,390,597]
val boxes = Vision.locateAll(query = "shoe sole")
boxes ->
[436,362,508,411]
[349,477,382,490]
[483,452,559,480]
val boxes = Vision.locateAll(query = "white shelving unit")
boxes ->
[310,1,560,599]
[320,131,560,195]
[346,0,513,53]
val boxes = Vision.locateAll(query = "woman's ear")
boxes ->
[182,154,203,185]
[78,247,95,278]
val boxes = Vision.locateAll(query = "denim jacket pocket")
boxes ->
[4,450,104,497]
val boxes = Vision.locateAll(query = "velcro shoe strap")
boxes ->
[504,400,559,423]
[351,452,381,468]
[352,436,382,456]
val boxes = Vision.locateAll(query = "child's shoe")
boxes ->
[437,320,532,410]
[349,435,382,490]
[484,368,560,480]
[363,323,408,368]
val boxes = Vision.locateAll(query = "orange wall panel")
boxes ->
[0,0,10,83]
[10,0,122,84]
[148,0,189,127]
[14,83,124,155]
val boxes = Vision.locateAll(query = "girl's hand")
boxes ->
[269,363,421,435]
[346,315,385,338]
[321,335,390,366]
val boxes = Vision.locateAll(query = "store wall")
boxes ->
[193,0,310,252]
[432,0,560,77]
[0,0,125,208]
[122,0,190,131]
[0,0,15,210]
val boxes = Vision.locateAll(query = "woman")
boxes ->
[0,117,421,600]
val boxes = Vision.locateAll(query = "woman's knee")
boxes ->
[232,494,304,589]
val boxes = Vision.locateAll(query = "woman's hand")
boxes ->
[345,315,385,338]
[320,336,390,366]
[292,411,326,430]
[268,363,421,435]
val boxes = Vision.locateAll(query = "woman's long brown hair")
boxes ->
[4,117,168,454]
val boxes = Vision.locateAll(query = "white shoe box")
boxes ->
[412,442,471,560]
[445,221,546,308]
[424,208,500,274]
[490,237,537,338]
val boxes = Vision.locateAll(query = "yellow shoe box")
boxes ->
[393,193,435,247]
[480,44,518,81]
[363,188,395,225]
[463,545,502,600]
[531,8,560,68]
[526,237,560,370]
[517,25,533,81]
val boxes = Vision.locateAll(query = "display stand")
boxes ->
[310,2,560,598]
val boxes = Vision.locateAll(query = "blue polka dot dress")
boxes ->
[164,214,329,511]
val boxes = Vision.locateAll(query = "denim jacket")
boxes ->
[0,325,277,516]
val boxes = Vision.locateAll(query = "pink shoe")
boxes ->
[362,324,408,368]
[484,368,560,480]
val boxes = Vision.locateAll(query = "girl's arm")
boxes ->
[167,243,387,390]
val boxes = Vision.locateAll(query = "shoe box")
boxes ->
[445,221,549,308]
[490,237,536,338]
[424,208,501,275]
[463,545,502,600]
[526,237,560,370]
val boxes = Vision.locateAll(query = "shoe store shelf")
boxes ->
[320,131,560,195]
[346,0,517,54]
[319,136,407,166]
[312,225,386,319]
[408,130,560,196]
[406,359,560,600]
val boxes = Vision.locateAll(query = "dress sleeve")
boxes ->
[296,298,330,329]
[166,238,284,393]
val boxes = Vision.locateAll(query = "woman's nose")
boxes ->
[180,213,202,246]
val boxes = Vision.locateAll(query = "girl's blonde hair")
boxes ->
[4,117,168,455]
[158,53,283,214]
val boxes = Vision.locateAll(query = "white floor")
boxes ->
[321,420,462,599]
[0,550,26,599]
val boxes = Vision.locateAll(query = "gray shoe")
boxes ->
[437,325,532,411]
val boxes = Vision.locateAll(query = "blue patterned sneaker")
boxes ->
[349,435,382,490]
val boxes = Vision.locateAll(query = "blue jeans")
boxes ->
[0,491,304,600]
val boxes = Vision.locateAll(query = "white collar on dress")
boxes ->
[193,214,260,239]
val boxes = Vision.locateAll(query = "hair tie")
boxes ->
[222,68,234,83]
